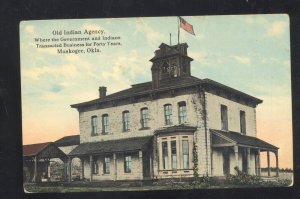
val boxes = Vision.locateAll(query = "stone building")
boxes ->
[68,43,279,182]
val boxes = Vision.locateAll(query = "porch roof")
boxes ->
[68,136,153,157]
[210,129,278,151]
[23,142,67,159]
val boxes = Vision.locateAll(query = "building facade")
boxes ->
[68,43,279,182]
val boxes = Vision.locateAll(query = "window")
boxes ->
[91,116,98,135]
[221,105,228,131]
[102,114,109,134]
[162,141,168,169]
[171,140,177,170]
[178,101,187,124]
[122,111,130,132]
[240,111,246,134]
[92,157,99,174]
[103,157,110,174]
[164,104,172,125]
[182,140,189,169]
[124,155,132,173]
[141,108,149,128]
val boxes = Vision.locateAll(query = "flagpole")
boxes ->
[177,16,180,44]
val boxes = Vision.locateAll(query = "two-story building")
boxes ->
[68,43,279,182]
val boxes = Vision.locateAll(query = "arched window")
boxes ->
[164,104,172,125]
[102,114,109,134]
[178,101,187,124]
[122,111,130,132]
[91,116,98,136]
[140,108,149,128]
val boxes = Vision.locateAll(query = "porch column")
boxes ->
[257,149,261,176]
[267,151,270,176]
[113,153,117,181]
[80,157,85,180]
[89,155,93,182]
[68,157,72,182]
[33,156,37,182]
[275,151,279,177]
[234,145,239,171]
[139,150,143,180]
[247,148,251,174]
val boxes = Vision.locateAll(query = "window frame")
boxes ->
[92,157,99,174]
[162,141,169,169]
[140,108,149,129]
[124,155,132,173]
[178,101,187,124]
[91,115,98,136]
[164,104,172,125]
[102,114,109,134]
[122,110,130,132]
[171,140,177,170]
[182,140,189,169]
[103,157,110,174]
[221,105,228,131]
[240,110,246,134]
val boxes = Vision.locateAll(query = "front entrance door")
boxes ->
[223,149,230,176]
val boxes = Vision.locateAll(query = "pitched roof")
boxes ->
[69,136,153,156]
[210,129,278,151]
[23,142,52,157]
[55,135,80,147]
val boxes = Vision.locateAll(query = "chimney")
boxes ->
[98,86,107,98]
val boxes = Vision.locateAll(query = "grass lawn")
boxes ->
[23,172,293,193]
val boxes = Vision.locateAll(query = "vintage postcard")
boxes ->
[20,15,293,192]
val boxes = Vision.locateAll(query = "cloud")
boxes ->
[135,18,167,47]
[99,50,149,93]
[232,55,251,65]
[267,21,288,37]
[188,51,206,64]
[23,64,79,80]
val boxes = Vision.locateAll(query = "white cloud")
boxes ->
[23,64,79,80]
[188,51,206,64]
[135,18,167,47]
[232,55,251,65]
[267,21,288,37]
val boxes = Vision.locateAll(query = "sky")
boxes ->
[20,15,292,169]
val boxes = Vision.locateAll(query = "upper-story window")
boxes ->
[240,110,246,134]
[178,101,187,124]
[122,111,130,132]
[91,116,98,136]
[221,105,228,131]
[140,108,149,128]
[164,104,172,125]
[102,114,109,134]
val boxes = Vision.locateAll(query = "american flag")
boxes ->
[179,16,195,35]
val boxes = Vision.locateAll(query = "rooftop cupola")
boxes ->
[150,43,193,89]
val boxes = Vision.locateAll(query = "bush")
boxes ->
[225,167,292,187]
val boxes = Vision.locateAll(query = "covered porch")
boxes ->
[210,129,279,177]
[23,142,67,182]
[67,136,153,182]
